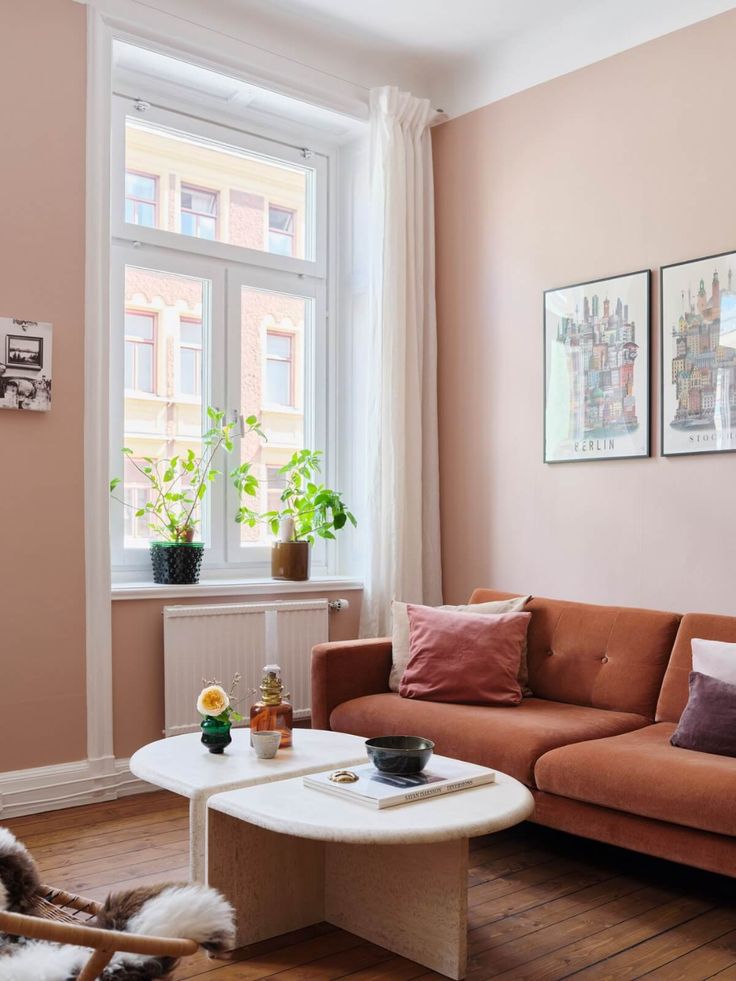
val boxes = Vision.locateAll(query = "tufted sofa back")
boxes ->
[469,589,681,719]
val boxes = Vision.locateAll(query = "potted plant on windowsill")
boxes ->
[110,407,263,585]
[236,449,356,581]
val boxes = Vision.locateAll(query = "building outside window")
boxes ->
[124,310,156,393]
[125,171,157,227]
[178,317,202,397]
[180,184,218,240]
[265,330,294,406]
[268,205,296,256]
[113,84,327,575]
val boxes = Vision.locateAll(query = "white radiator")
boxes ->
[163,599,329,736]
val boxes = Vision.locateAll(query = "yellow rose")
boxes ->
[197,684,230,717]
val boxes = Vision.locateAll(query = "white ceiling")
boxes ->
[252,0,590,58]
[224,0,736,116]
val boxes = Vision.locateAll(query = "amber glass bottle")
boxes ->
[249,664,293,748]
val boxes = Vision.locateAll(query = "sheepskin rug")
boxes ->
[0,828,234,981]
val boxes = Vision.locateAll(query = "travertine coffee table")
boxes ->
[207,763,534,979]
[129,728,367,881]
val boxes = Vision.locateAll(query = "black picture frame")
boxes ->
[6,334,43,371]
[660,249,736,457]
[543,269,651,464]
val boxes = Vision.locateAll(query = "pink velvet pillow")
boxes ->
[399,604,530,706]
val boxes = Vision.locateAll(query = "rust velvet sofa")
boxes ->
[311,590,736,876]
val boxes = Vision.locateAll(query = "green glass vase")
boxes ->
[200,716,232,754]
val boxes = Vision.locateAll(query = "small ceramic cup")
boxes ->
[251,730,282,759]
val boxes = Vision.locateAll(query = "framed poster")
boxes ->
[661,250,736,456]
[0,318,53,412]
[544,270,650,463]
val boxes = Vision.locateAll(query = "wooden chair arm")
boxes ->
[0,909,199,959]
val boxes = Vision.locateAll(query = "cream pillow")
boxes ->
[389,595,532,693]
[692,638,736,686]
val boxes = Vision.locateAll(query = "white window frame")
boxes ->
[110,95,331,580]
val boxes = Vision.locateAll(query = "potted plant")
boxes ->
[110,408,263,585]
[236,449,356,581]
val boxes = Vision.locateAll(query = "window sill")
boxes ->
[111,575,363,601]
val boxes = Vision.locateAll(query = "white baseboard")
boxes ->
[0,757,156,819]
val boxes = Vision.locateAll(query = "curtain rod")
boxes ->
[79,0,444,113]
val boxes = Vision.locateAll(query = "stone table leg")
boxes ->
[189,797,206,882]
[325,838,469,980]
[208,809,326,947]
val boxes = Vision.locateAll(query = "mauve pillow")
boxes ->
[399,605,530,706]
[692,638,736,687]
[671,671,736,758]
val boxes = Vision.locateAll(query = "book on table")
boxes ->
[303,758,495,809]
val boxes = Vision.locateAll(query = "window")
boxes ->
[124,311,155,393]
[178,317,202,397]
[266,465,287,515]
[125,171,157,227]
[112,96,328,576]
[265,331,294,406]
[180,184,218,240]
[268,205,295,256]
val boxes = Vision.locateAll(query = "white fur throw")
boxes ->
[0,827,234,981]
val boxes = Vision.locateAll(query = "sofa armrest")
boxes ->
[311,637,393,730]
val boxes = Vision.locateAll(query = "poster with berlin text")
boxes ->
[544,270,650,463]
[661,250,736,456]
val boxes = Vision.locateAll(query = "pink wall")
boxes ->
[433,10,736,615]
[0,0,87,771]
[112,589,362,757]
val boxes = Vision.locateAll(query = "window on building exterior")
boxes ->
[125,171,157,227]
[180,184,218,240]
[113,95,326,575]
[124,311,156,393]
[178,317,202,397]
[265,330,294,405]
[268,205,296,256]
[266,465,287,515]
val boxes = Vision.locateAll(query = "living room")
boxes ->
[1,0,735,978]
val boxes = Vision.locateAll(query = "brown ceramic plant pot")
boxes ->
[271,541,310,581]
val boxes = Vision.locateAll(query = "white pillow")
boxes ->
[692,638,736,686]
[389,596,532,693]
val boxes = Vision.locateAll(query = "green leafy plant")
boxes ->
[110,407,264,543]
[236,448,356,543]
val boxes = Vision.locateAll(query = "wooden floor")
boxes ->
[4,791,736,980]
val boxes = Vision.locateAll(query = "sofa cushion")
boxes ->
[534,723,736,837]
[400,605,529,706]
[671,672,736,758]
[657,613,736,723]
[329,693,649,786]
[469,590,680,718]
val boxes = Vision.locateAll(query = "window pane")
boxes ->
[240,286,308,545]
[125,311,154,339]
[266,359,291,405]
[269,206,294,232]
[180,319,201,345]
[267,332,291,359]
[123,265,209,547]
[125,117,312,259]
[136,345,153,393]
[268,231,293,256]
[182,185,217,215]
[179,348,198,396]
[125,172,156,200]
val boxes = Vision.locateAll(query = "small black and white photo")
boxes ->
[0,318,53,412]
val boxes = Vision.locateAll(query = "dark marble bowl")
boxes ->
[365,735,435,774]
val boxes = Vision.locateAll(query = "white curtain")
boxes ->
[360,86,443,637]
